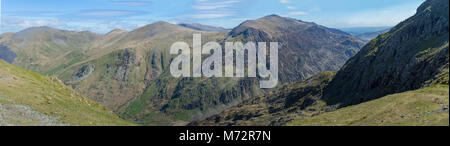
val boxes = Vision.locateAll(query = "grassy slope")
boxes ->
[0,60,135,126]
[286,85,449,126]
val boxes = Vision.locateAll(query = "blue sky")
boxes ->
[0,0,425,33]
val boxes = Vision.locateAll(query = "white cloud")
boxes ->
[78,10,139,17]
[193,4,232,10]
[187,0,242,19]
[286,11,308,16]
[110,1,152,7]
[192,0,240,10]
[5,18,64,28]
[187,13,234,19]
[287,6,296,10]
[63,9,147,21]
[280,0,290,4]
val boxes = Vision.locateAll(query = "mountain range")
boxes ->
[340,26,392,36]
[0,0,448,126]
[355,28,391,42]
[0,14,363,125]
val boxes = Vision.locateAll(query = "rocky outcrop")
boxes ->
[73,65,95,81]
[115,49,136,81]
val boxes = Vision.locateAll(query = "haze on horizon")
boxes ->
[0,0,425,33]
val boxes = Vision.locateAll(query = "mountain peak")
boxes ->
[106,28,127,35]
[230,15,328,39]
[20,26,59,32]
[153,21,172,25]
[258,14,297,22]
[136,21,181,31]
[263,14,283,18]
[417,0,449,15]
[12,26,63,39]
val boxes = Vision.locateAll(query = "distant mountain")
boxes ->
[63,22,228,112]
[0,60,134,126]
[340,26,393,36]
[0,26,100,74]
[190,0,449,126]
[178,23,228,32]
[227,14,363,83]
[356,28,390,42]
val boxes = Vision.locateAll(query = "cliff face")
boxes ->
[324,0,449,105]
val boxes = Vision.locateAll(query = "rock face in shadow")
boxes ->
[0,46,16,63]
